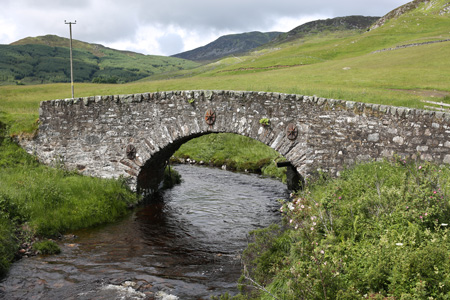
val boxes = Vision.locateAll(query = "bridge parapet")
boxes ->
[20,90,450,193]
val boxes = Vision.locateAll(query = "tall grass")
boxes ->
[0,137,139,276]
[0,138,139,236]
[238,158,450,299]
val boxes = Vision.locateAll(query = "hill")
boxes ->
[271,15,380,44]
[370,0,450,30]
[171,31,281,62]
[0,35,199,85]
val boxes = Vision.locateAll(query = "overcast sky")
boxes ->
[0,0,408,56]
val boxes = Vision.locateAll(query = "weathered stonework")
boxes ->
[20,90,450,193]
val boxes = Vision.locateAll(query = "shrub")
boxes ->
[238,159,450,299]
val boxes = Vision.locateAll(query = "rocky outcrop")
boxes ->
[370,0,430,30]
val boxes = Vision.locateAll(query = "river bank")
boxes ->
[0,164,288,299]
[0,136,139,278]
[232,158,450,299]
[0,130,285,280]
[172,133,287,182]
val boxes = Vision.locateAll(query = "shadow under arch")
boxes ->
[136,132,304,196]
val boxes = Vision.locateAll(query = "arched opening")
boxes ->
[136,132,304,195]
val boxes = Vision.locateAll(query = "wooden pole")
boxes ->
[65,20,76,98]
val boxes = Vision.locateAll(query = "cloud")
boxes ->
[0,0,409,56]
[157,33,184,56]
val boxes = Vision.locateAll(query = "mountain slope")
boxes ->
[370,0,450,30]
[172,31,281,62]
[0,35,199,85]
[271,15,380,45]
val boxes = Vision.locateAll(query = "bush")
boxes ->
[237,159,450,299]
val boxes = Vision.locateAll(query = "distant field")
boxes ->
[1,42,449,134]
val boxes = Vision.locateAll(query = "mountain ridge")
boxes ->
[271,15,380,45]
[172,31,281,62]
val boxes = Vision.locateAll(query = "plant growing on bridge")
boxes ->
[259,118,270,126]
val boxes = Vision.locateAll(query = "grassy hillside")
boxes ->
[0,35,199,85]
[271,15,380,45]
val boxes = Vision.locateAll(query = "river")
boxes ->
[0,165,288,300]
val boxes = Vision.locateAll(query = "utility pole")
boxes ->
[65,20,76,98]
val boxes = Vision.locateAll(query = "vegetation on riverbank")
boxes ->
[0,136,139,277]
[172,133,287,182]
[229,158,450,299]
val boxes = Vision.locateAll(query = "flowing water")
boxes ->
[0,165,288,300]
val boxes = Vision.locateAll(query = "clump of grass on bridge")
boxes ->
[0,137,138,276]
[235,158,450,299]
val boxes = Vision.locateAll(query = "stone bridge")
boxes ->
[21,90,450,193]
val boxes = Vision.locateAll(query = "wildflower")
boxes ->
[324,262,327,265]
[425,213,428,216]
[419,166,422,170]
[396,243,404,246]
[288,203,294,211]
[338,196,342,200]
[442,223,448,227]
[320,250,325,254]
[295,225,298,230]
[311,227,314,231]
[313,222,317,226]
[301,205,305,209]
[290,219,293,224]
[434,191,437,194]
[420,215,423,219]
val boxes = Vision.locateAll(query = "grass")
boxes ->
[0,136,139,276]
[235,158,450,299]
[172,133,287,181]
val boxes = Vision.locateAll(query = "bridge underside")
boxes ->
[136,132,303,195]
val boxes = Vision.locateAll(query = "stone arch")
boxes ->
[21,90,450,195]
[134,131,305,194]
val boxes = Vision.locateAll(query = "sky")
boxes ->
[0,0,409,57]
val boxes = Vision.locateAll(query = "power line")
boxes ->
[64,20,76,98]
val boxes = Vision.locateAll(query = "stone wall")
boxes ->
[20,90,450,192]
